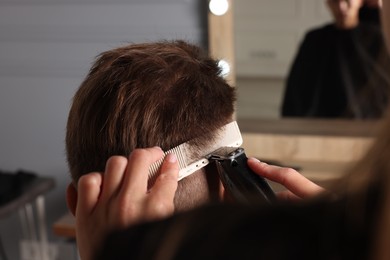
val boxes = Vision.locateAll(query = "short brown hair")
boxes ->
[66,40,236,188]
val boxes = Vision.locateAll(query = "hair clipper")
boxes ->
[209,147,276,205]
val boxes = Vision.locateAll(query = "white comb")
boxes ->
[148,121,243,186]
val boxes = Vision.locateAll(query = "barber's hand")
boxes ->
[247,157,324,201]
[75,147,179,260]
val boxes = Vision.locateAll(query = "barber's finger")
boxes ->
[120,147,164,199]
[147,153,179,218]
[101,156,128,202]
[247,157,324,198]
[276,190,301,201]
[77,172,103,217]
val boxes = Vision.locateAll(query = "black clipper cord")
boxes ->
[211,148,276,205]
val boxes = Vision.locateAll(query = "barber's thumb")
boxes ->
[159,153,179,180]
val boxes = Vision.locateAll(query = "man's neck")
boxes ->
[335,18,359,29]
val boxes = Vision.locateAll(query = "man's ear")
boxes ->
[66,183,78,216]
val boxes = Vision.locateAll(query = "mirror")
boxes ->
[209,0,387,120]
[207,0,383,182]
[207,0,383,184]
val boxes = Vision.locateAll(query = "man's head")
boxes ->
[66,40,236,212]
[327,0,364,29]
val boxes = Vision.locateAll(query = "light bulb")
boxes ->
[218,59,230,77]
[209,0,229,16]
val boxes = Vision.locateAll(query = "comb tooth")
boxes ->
[171,145,187,169]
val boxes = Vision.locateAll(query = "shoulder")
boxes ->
[304,24,335,41]
[356,22,383,37]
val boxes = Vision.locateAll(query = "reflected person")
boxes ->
[282,0,390,118]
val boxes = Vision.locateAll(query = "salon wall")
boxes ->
[0,0,207,259]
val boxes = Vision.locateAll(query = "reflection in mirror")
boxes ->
[234,0,390,120]
[235,0,331,119]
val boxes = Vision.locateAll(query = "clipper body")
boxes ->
[210,147,276,205]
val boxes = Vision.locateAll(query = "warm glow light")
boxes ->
[218,59,230,77]
[209,0,229,16]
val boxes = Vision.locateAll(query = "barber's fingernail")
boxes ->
[166,153,177,163]
[153,146,163,150]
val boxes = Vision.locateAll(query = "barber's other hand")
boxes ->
[247,157,324,201]
[75,147,179,260]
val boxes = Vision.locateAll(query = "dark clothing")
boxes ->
[359,5,380,25]
[97,191,380,260]
[281,23,390,119]
[0,170,37,206]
